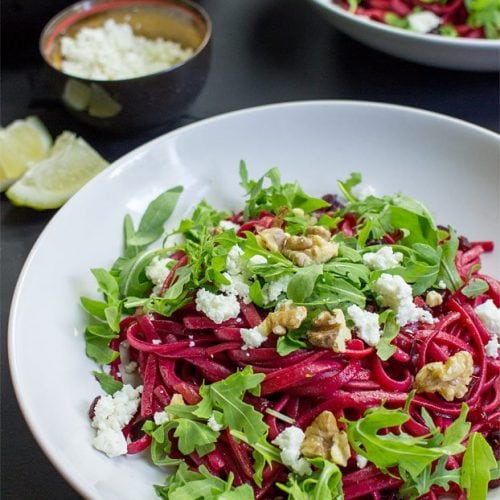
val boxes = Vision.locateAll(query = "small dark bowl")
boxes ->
[40,0,211,131]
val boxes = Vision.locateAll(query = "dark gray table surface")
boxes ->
[1,1,499,498]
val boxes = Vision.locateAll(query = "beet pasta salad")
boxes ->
[81,165,499,499]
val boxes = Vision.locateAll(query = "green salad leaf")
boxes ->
[460,432,498,499]
[155,463,254,500]
[277,458,343,500]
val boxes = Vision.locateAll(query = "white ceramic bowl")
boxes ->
[308,0,500,71]
[9,101,500,499]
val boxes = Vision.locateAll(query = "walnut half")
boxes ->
[282,226,338,267]
[301,411,350,467]
[414,351,473,401]
[256,227,288,252]
[258,301,307,336]
[307,310,352,353]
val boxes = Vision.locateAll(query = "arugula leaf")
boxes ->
[277,458,343,500]
[338,172,362,203]
[231,429,282,486]
[276,326,309,356]
[183,366,267,444]
[314,275,366,308]
[239,166,329,219]
[84,332,119,364]
[460,432,497,499]
[376,311,399,361]
[173,419,219,456]
[437,228,463,292]
[461,278,489,298]
[155,463,254,500]
[126,186,183,248]
[287,264,324,303]
[344,404,468,480]
[465,0,500,39]
[93,371,123,395]
[399,456,461,500]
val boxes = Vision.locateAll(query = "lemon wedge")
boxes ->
[0,116,52,189]
[6,132,108,210]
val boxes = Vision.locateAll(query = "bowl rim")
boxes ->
[309,0,500,48]
[39,0,212,83]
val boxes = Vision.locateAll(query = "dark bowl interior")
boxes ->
[40,0,211,131]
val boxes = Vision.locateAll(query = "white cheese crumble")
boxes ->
[351,183,375,201]
[272,426,312,476]
[347,304,381,347]
[408,11,441,34]
[207,414,223,432]
[374,273,434,326]
[219,220,241,232]
[262,275,291,305]
[356,454,369,469]
[225,245,245,276]
[91,384,142,457]
[145,255,174,295]
[60,19,194,80]
[240,327,267,350]
[195,288,240,324]
[475,299,500,335]
[249,255,268,266]
[485,336,499,358]
[153,410,170,426]
[363,246,403,270]
[220,272,251,304]
[475,299,500,358]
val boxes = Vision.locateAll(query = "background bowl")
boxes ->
[40,0,212,131]
[307,0,500,72]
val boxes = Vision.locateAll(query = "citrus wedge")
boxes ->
[6,132,108,210]
[0,116,52,189]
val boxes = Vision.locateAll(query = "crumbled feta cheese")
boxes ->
[145,255,174,294]
[408,11,441,34]
[60,19,194,80]
[485,336,499,358]
[240,327,267,350]
[356,454,368,469]
[91,384,142,457]
[220,272,251,304]
[374,273,434,326]
[249,255,268,266]
[475,299,500,358]
[475,299,500,336]
[207,414,223,432]
[225,245,245,275]
[438,280,447,289]
[152,339,162,345]
[362,246,403,270]
[351,183,375,200]
[189,341,196,347]
[219,220,240,232]
[195,288,240,324]
[347,305,381,347]
[272,426,312,476]
[262,275,291,305]
[153,411,170,426]
[92,428,128,458]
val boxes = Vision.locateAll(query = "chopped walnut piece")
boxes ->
[282,227,338,267]
[256,227,288,252]
[425,290,443,307]
[307,310,352,353]
[414,351,473,401]
[258,301,307,336]
[301,411,350,467]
